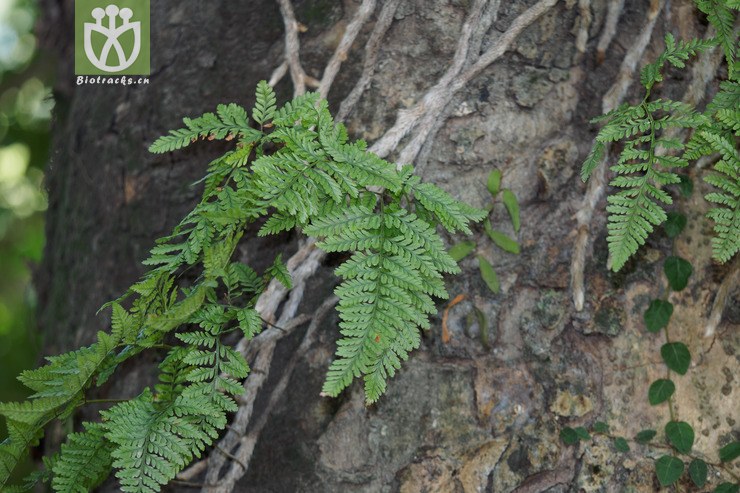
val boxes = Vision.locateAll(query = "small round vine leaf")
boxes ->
[574,427,591,441]
[448,241,476,261]
[635,429,657,444]
[661,342,691,375]
[664,256,692,291]
[677,174,693,197]
[688,459,708,488]
[614,437,630,453]
[665,421,694,454]
[663,212,687,238]
[477,256,500,294]
[560,427,579,445]
[592,421,609,434]
[719,441,740,462]
[487,169,502,196]
[714,483,740,493]
[648,379,675,405]
[655,455,684,487]
[644,299,673,333]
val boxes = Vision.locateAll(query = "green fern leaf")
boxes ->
[252,80,277,125]
[52,422,113,493]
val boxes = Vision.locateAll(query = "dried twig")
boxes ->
[370,0,559,164]
[203,297,339,493]
[392,0,489,167]
[575,0,592,54]
[268,60,288,87]
[276,0,308,97]
[705,258,739,338]
[596,0,625,64]
[337,0,403,122]
[571,0,664,311]
[318,0,377,99]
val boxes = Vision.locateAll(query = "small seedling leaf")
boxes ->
[477,256,500,294]
[487,169,502,196]
[501,189,520,232]
[487,230,520,254]
[449,241,476,261]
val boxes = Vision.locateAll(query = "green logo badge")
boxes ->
[75,0,150,75]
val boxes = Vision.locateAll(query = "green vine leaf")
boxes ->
[648,379,675,405]
[655,455,684,487]
[664,256,692,291]
[644,299,673,333]
[635,429,657,444]
[663,212,687,238]
[677,175,693,198]
[560,427,579,445]
[574,427,591,440]
[592,421,609,434]
[613,437,630,453]
[661,342,691,375]
[715,483,740,493]
[665,421,694,454]
[688,458,708,488]
[719,441,740,462]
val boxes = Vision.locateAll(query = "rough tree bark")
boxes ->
[36,0,738,492]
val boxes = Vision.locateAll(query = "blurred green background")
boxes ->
[0,0,53,437]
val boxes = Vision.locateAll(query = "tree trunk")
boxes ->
[36,0,738,491]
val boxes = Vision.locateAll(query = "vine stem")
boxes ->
[594,431,740,482]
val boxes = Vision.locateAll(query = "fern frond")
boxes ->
[307,203,455,403]
[252,81,277,125]
[701,131,740,262]
[695,0,738,77]
[640,34,715,89]
[149,104,261,154]
[52,422,113,493]
[266,253,292,289]
[403,172,487,234]
[103,389,214,493]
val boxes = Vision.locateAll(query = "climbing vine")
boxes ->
[568,0,739,490]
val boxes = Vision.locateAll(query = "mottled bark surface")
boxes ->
[37,0,738,491]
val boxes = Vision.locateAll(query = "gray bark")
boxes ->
[37,0,739,491]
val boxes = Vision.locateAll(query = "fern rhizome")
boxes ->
[0,81,485,492]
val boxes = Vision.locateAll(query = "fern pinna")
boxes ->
[0,81,484,492]
[582,21,739,270]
